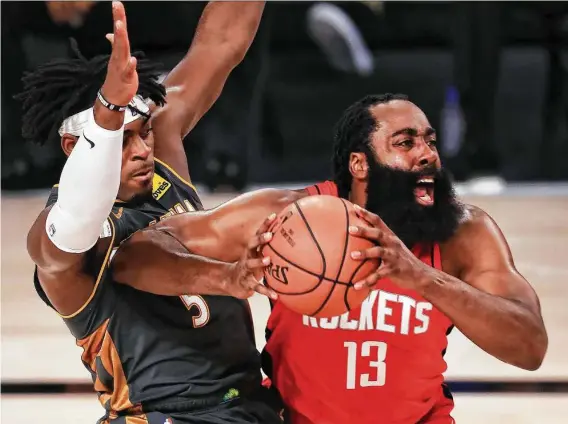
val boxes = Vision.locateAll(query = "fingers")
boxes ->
[124,56,137,80]
[247,231,273,252]
[349,224,382,242]
[254,283,278,300]
[353,266,391,290]
[110,1,131,65]
[349,225,394,252]
[350,245,387,261]
[353,204,393,234]
[256,213,277,236]
[246,213,278,252]
[246,256,270,270]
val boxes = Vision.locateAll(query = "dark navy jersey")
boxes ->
[34,159,261,418]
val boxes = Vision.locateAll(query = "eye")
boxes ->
[141,127,153,140]
[395,139,413,148]
[427,138,437,147]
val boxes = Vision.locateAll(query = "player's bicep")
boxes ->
[32,223,114,317]
[458,210,541,314]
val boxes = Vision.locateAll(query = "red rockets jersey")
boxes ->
[262,181,455,424]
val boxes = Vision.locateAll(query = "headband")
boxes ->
[58,95,150,137]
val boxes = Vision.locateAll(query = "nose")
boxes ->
[131,136,151,161]
[416,140,438,168]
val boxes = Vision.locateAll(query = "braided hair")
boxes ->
[15,39,167,146]
[332,93,409,198]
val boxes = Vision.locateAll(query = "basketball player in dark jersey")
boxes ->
[22,2,283,423]
[114,95,548,423]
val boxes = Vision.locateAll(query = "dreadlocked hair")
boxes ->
[15,39,167,145]
[332,93,409,198]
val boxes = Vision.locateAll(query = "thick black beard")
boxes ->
[364,157,463,248]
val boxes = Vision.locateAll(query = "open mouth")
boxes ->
[414,176,435,206]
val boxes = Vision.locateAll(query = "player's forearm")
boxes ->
[112,229,235,297]
[191,1,265,61]
[418,271,547,370]
[154,2,265,140]
[164,1,265,94]
[48,101,124,254]
[155,188,302,263]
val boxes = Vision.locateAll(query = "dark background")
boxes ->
[2,1,568,191]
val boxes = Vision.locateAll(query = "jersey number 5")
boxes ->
[344,341,387,389]
[180,295,210,328]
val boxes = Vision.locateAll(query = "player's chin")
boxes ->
[128,173,154,196]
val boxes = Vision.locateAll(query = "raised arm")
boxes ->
[112,188,305,297]
[27,2,139,316]
[151,1,266,181]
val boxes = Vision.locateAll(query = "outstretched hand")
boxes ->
[100,1,138,106]
[348,205,433,291]
[226,213,278,300]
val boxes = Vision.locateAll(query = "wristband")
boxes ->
[97,90,129,112]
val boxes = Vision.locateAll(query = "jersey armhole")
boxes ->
[57,218,116,319]
[432,243,442,270]
[154,157,198,193]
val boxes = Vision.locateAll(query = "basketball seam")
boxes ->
[264,244,328,295]
[265,243,353,288]
[293,200,328,281]
[344,258,371,311]
[310,198,350,317]
[262,201,330,297]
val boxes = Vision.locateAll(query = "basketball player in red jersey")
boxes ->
[114,94,547,424]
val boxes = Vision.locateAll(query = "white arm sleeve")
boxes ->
[46,110,124,253]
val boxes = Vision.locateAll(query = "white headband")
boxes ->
[58,95,150,137]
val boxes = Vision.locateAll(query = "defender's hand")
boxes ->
[227,214,278,300]
[100,1,138,106]
[348,205,433,291]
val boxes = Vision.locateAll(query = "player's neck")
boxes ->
[348,184,367,209]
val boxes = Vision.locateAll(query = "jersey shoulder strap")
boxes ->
[153,158,202,210]
[306,180,339,197]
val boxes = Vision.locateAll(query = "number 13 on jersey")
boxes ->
[344,341,387,389]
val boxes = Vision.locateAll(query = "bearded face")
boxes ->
[364,152,462,247]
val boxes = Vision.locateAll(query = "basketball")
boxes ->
[262,195,380,318]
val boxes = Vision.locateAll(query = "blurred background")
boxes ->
[1,1,567,423]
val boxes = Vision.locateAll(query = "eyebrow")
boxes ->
[391,127,436,138]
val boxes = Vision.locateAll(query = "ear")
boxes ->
[61,134,78,157]
[348,152,369,181]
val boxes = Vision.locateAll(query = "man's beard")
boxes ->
[364,157,463,248]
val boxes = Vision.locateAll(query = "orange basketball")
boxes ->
[262,195,379,318]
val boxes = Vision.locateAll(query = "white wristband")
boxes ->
[46,109,124,253]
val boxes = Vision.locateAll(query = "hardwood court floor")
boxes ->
[2,188,567,423]
[1,393,567,424]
